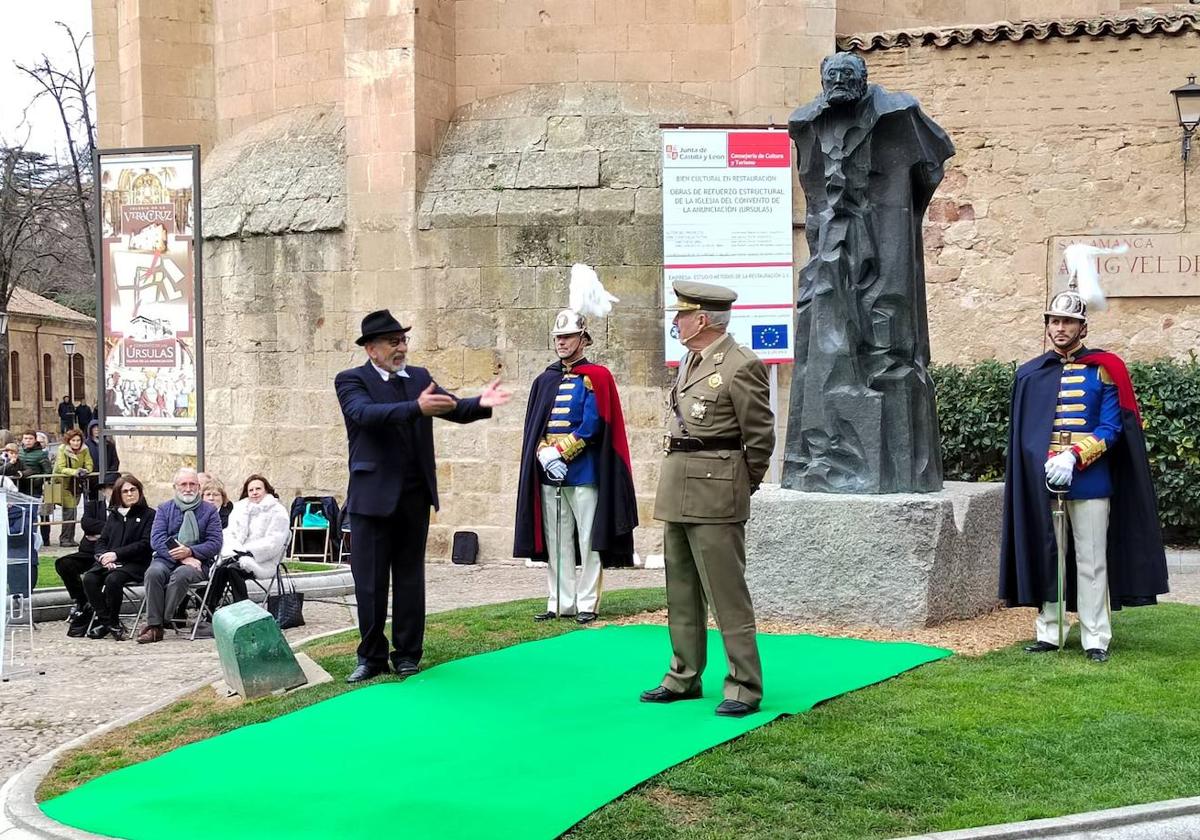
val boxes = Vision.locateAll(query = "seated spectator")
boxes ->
[138,467,222,644]
[56,476,114,636]
[17,430,54,543]
[50,428,93,547]
[82,475,156,641]
[200,478,234,528]
[85,420,120,490]
[206,474,290,611]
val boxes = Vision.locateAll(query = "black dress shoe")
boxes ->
[715,699,760,718]
[533,611,557,622]
[393,660,420,677]
[86,624,111,640]
[575,612,598,625]
[1085,648,1110,663]
[639,685,702,703]
[346,664,388,684]
[110,623,130,642]
[1023,641,1060,653]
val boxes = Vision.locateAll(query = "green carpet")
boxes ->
[43,626,950,840]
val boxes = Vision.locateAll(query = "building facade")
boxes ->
[4,288,97,436]
[91,0,1199,559]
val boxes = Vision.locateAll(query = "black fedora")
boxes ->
[356,309,411,346]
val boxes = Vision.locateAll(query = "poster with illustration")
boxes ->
[97,148,201,430]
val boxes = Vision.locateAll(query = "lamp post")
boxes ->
[1171,74,1200,162]
[63,337,76,430]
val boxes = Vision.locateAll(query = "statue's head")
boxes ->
[820,53,868,106]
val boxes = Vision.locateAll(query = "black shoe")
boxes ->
[86,623,111,640]
[110,623,130,642]
[715,699,760,718]
[66,604,89,622]
[393,660,420,677]
[1023,641,1060,653]
[639,685,702,703]
[67,608,93,637]
[67,622,90,638]
[576,612,598,625]
[533,611,557,622]
[346,664,388,684]
[1085,648,1110,663]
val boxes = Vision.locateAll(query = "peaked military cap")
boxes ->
[665,280,738,312]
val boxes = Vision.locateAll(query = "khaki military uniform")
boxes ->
[653,331,775,704]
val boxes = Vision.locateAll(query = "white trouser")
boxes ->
[541,484,603,615]
[1037,497,1112,651]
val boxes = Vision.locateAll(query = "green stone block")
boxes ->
[213,601,307,700]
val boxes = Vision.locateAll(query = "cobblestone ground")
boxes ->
[0,564,663,788]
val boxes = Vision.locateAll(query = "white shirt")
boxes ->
[371,362,409,381]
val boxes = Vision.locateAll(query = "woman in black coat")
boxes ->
[81,474,156,640]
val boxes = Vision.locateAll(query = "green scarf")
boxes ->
[174,492,202,546]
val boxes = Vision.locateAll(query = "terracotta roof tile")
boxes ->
[838,9,1200,52]
[5,287,95,325]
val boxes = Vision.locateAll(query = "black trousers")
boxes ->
[82,565,143,626]
[55,552,95,606]
[205,565,253,611]
[350,486,431,668]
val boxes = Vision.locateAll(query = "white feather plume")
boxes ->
[568,263,619,319]
[1063,243,1126,313]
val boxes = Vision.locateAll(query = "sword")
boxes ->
[554,483,563,620]
[1049,481,1068,652]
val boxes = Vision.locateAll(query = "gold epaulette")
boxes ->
[583,375,593,391]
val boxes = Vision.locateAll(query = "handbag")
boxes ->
[451,531,479,565]
[267,569,306,629]
[301,502,329,529]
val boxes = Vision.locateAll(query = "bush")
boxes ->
[932,355,1200,543]
[932,359,1014,483]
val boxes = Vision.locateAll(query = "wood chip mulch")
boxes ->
[603,605,1044,656]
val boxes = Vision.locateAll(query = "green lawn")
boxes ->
[36,593,1200,840]
[33,559,335,589]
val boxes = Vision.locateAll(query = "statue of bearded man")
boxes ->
[782,53,955,494]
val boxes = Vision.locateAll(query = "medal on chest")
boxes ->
[690,400,708,420]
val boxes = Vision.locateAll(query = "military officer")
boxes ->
[1000,279,1168,662]
[641,280,775,717]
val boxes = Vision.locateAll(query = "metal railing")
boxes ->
[4,470,102,531]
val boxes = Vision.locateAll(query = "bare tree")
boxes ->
[0,145,75,429]
[16,22,97,278]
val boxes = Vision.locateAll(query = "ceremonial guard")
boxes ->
[1000,246,1168,662]
[641,281,774,717]
[514,265,638,623]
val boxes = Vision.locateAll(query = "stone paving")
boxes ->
[0,563,663,789]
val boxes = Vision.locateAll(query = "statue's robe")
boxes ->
[782,84,954,494]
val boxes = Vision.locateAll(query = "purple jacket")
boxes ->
[150,499,224,570]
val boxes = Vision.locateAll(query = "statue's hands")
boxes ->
[1044,451,1076,487]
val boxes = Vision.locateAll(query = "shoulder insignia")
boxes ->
[1099,367,1114,385]
[713,352,725,364]
[707,372,723,389]
[583,375,593,391]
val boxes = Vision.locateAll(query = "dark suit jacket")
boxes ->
[335,362,492,516]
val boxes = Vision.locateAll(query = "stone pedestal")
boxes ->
[214,601,307,699]
[745,481,1003,628]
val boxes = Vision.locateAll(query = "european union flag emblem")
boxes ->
[751,324,788,350]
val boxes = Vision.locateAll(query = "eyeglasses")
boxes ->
[376,335,408,348]
[120,487,140,495]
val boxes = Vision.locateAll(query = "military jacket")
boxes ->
[1047,355,1121,500]
[653,333,775,524]
[540,369,599,486]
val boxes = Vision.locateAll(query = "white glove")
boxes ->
[537,446,569,482]
[1044,450,1076,487]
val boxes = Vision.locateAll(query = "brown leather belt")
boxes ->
[663,436,743,453]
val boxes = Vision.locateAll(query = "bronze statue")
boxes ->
[782,53,953,494]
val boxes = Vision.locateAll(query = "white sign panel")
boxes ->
[661,128,794,364]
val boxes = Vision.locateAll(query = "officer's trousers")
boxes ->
[541,484,603,615]
[1036,497,1112,651]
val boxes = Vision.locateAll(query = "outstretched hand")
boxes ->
[479,378,513,408]
[418,382,457,416]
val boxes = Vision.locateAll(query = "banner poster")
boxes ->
[97,149,199,429]
[660,128,794,365]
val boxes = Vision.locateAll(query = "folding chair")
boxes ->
[190,552,250,640]
[84,581,145,638]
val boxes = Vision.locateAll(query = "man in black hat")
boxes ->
[336,310,512,683]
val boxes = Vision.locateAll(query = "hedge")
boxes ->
[932,354,1200,543]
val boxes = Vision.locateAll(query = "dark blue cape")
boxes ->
[999,348,1168,609]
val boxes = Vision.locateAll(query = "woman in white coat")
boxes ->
[205,474,291,611]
